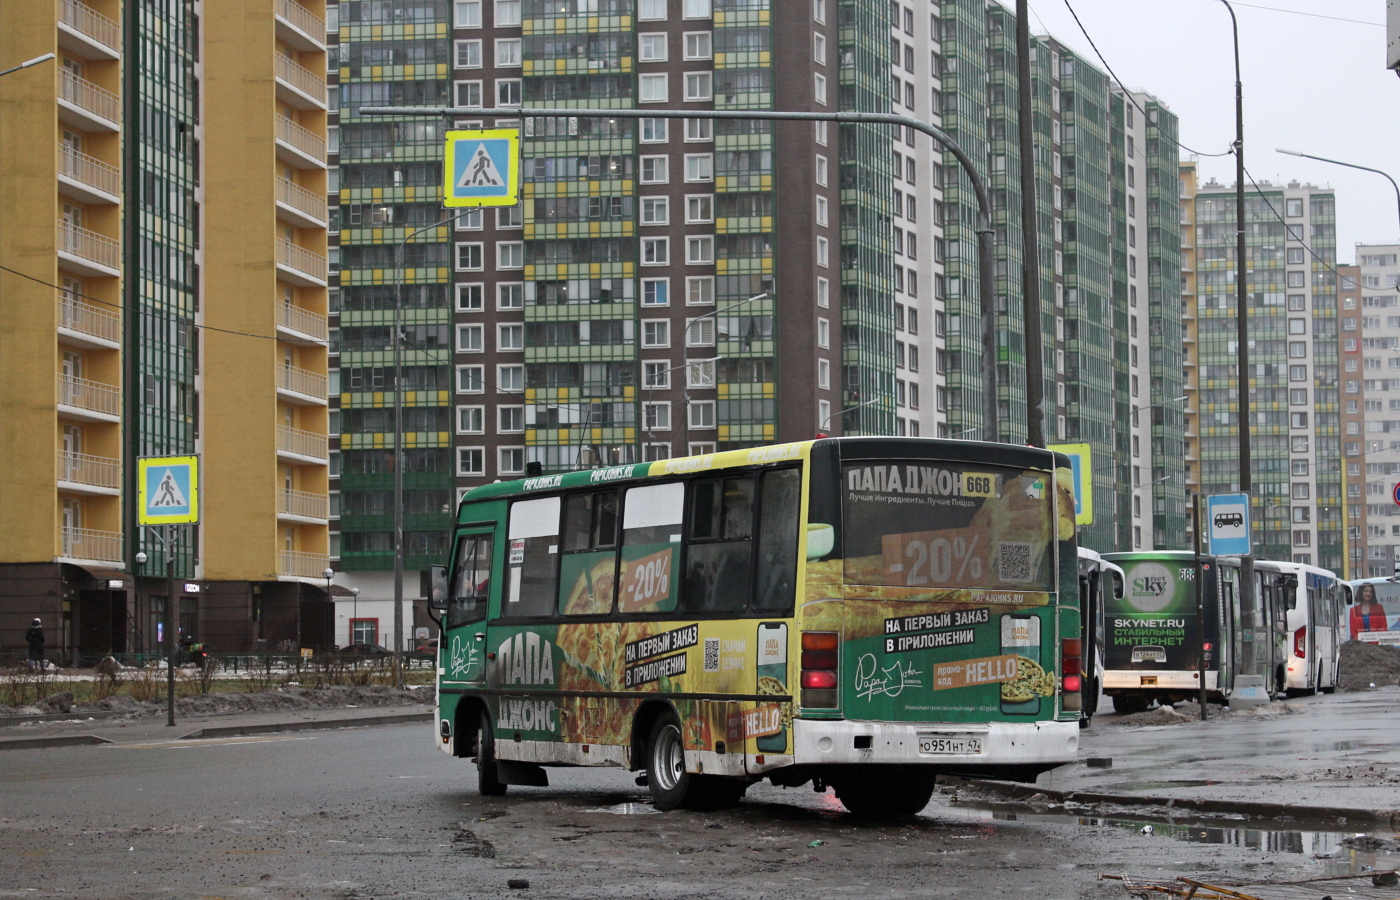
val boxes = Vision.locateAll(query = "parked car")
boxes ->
[412,638,439,661]
[337,642,392,658]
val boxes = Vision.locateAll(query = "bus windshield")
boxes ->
[841,461,1055,592]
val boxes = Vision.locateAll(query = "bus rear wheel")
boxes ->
[476,710,507,797]
[645,713,746,811]
[830,770,936,818]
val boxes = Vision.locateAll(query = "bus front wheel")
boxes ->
[477,710,508,797]
[831,770,936,818]
[645,714,746,811]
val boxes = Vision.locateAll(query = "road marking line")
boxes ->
[115,736,316,750]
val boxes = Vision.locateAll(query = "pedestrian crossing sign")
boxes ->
[443,129,520,207]
[138,455,199,525]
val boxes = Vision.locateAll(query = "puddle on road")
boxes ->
[581,802,663,816]
[939,800,1398,877]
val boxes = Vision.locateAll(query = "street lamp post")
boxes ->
[0,52,55,79]
[644,356,720,453]
[1129,395,1189,426]
[350,587,359,645]
[818,397,885,433]
[322,567,334,651]
[1277,148,1400,237]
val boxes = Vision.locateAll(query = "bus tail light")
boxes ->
[1294,626,1307,658]
[801,631,839,708]
[1060,638,1082,712]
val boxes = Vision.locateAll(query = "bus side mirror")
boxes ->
[428,565,449,611]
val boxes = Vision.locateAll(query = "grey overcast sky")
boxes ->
[1020,0,1400,259]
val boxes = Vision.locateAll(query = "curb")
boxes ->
[182,710,432,739]
[0,710,131,728]
[0,734,113,751]
[954,777,1400,827]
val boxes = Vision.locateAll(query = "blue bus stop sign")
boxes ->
[1205,492,1250,556]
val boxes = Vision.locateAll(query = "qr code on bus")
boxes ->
[998,542,1034,583]
[703,638,721,672]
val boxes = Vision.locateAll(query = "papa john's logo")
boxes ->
[495,632,556,686]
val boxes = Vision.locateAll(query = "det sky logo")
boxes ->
[1124,561,1178,614]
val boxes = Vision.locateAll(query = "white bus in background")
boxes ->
[1077,548,1123,726]
[1258,561,1345,696]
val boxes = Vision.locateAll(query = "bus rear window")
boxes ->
[841,461,1055,592]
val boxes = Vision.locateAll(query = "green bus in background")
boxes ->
[1099,552,1243,713]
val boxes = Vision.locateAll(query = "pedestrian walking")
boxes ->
[25,618,45,671]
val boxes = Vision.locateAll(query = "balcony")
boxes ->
[57,294,120,350]
[278,424,328,463]
[57,450,121,495]
[58,222,120,277]
[278,301,328,344]
[276,239,328,287]
[58,144,120,205]
[277,364,328,405]
[275,54,326,110]
[276,177,328,228]
[275,116,326,169]
[280,549,330,580]
[276,0,327,52]
[278,488,329,522]
[60,526,123,564]
[58,69,120,132]
[58,0,121,60]
[57,373,121,422]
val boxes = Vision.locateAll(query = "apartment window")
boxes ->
[1287,247,1305,264]
[641,156,669,183]
[816,236,829,268]
[1290,411,1308,428]
[641,196,670,225]
[1286,197,1303,216]
[813,32,826,65]
[455,39,482,68]
[641,237,669,265]
[639,33,668,62]
[815,195,829,226]
[497,241,523,269]
[455,81,483,107]
[684,153,713,182]
[682,0,711,18]
[1291,483,1311,500]
[687,317,715,347]
[686,359,715,388]
[643,361,670,389]
[1290,388,1308,405]
[497,205,523,229]
[686,236,714,265]
[689,400,716,429]
[456,243,484,267]
[1289,365,1307,381]
[817,317,829,349]
[499,448,525,476]
[457,283,484,312]
[639,0,666,19]
[457,324,484,353]
[1291,460,1310,476]
[634,118,668,144]
[455,208,484,230]
[815,155,828,186]
[1287,270,1306,288]
[1292,435,1309,452]
[495,0,520,25]
[684,32,712,60]
[497,283,523,310]
[814,73,827,105]
[1288,318,1306,335]
[642,320,671,348]
[498,324,524,352]
[454,0,482,27]
[496,79,521,106]
[813,0,825,23]
[642,278,670,307]
[495,38,521,66]
[458,406,485,434]
[814,120,827,146]
[684,118,712,142]
[1288,342,1307,358]
[457,365,485,393]
[643,402,672,430]
[686,195,713,223]
[816,277,829,308]
[499,406,524,433]
[640,73,668,103]
[498,364,524,393]
[686,276,714,306]
[684,72,713,101]
[458,447,486,476]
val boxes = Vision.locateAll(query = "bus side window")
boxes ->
[684,475,755,613]
[619,482,685,614]
[505,496,561,619]
[753,468,800,611]
[448,534,494,628]
[558,491,620,616]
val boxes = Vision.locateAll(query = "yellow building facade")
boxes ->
[0,0,331,663]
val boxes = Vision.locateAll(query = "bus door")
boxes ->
[1215,561,1236,692]
[443,528,497,686]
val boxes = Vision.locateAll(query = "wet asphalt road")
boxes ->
[4,721,1397,899]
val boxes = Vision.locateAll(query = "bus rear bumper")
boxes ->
[1103,670,1217,691]
[790,718,1078,768]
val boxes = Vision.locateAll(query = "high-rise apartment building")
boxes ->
[1183,178,1343,570]
[1348,244,1400,578]
[325,0,1186,617]
[0,0,332,662]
